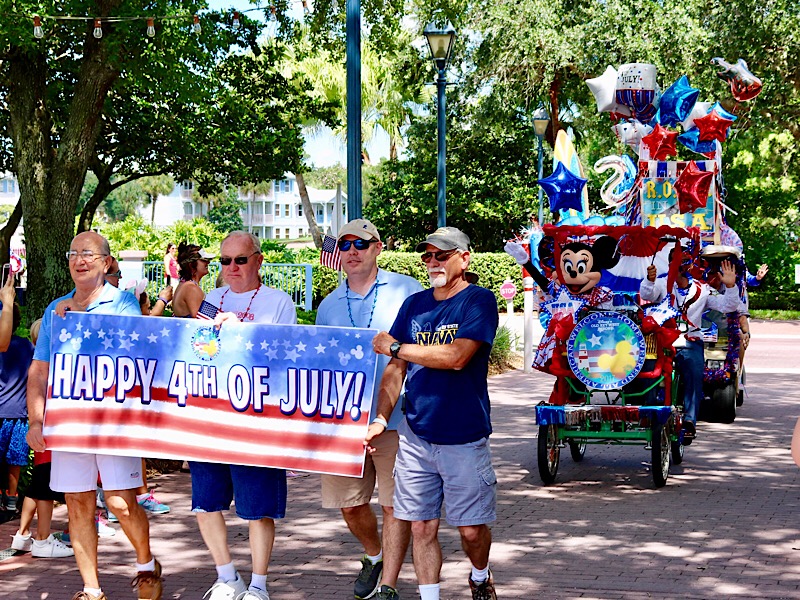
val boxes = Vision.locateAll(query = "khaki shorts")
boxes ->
[321,429,399,509]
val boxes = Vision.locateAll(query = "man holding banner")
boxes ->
[193,231,296,600]
[26,231,163,600]
[367,227,500,600]
[316,219,422,600]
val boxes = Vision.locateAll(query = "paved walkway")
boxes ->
[2,320,800,599]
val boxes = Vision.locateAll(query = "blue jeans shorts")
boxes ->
[0,418,30,466]
[189,461,287,520]
[393,419,497,527]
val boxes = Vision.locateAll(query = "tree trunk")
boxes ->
[150,193,158,224]
[548,75,561,143]
[0,201,23,267]
[389,141,398,161]
[294,172,323,249]
[7,24,122,320]
[77,169,114,234]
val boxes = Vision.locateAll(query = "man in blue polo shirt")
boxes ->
[367,227,499,600]
[26,231,162,600]
[316,219,423,600]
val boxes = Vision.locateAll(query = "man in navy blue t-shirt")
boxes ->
[367,227,499,600]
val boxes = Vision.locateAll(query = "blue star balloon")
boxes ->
[657,75,700,128]
[539,161,588,215]
[677,127,717,156]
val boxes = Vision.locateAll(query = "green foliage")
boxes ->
[304,164,347,191]
[750,309,800,320]
[261,238,297,264]
[297,309,317,325]
[101,215,225,261]
[748,291,800,311]
[204,188,245,232]
[489,325,514,370]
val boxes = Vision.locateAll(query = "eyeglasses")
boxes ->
[337,239,377,252]
[66,250,108,263]
[421,249,458,263]
[107,270,122,278]
[220,252,258,266]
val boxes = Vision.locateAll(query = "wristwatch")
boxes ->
[390,341,402,359]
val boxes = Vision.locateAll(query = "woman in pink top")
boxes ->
[164,243,179,288]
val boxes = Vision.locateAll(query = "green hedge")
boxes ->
[748,291,800,310]
[293,250,524,311]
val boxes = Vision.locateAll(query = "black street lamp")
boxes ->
[423,19,456,228]
[533,107,550,225]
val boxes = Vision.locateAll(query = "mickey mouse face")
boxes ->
[560,247,602,295]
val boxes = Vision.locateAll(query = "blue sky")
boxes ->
[206,0,390,168]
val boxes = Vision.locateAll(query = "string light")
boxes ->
[232,10,240,29]
[93,18,102,39]
[192,14,201,34]
[146,17,155,37]
[33,15,44,38]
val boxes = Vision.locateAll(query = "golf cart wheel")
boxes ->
[537,424,560,485]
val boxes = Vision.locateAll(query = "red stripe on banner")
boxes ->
[45,434,364,476]
[44,406,364,455]
[51,385,371,426]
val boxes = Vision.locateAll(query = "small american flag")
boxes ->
[320,234,342,271]
[197,300,219,321]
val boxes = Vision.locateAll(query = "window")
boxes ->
[298,204,303,217]
[275,229,281,239]
[182,180,193,191]
[284,205,290,217]
[298,228,304,237]
[265,203,272,215]
[285,228,290,239]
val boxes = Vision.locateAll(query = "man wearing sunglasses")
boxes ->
[195,230,296,600]
[367,227,500,600]
[316,219,423,600]
[26,231,163,600]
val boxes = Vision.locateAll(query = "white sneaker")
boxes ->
[96,513,116,538]
[31,534,75,558]
[203,574,247,600]
[11,532,31,552]
[236,588,270,600]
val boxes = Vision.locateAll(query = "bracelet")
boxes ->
[371,416,388,428]
[157,297,169,304]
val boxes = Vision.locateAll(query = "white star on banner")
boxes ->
[83,329,92,339]
[98,329,106,338]
[295,341,306,352]
[75,323,82,331]
[315,343,326,354]
[266,347,279,360]
[328,337,339,347]
[245,341,254,351]
[119,338,132,351]
[284,348,300,362]
[355,333,361,339]
[117,329,127,337]
[147,333,158,343]
[160,327,170,337]
[102,337,114,350]
[260,340,269,350]
[130,332,139,342]
[235,334,244,344]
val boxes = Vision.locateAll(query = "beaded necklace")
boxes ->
[345,278,379,328]
[219,283,261,321]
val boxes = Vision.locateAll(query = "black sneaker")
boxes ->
[682,421,696,446]
[354,556,383,599]
[469,570,497,600]
[374,585,400,600]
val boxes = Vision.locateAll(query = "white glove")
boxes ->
[504,241,529,265]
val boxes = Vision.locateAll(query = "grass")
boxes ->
[750,309,800,320]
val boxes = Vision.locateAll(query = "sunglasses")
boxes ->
[220,252,258,266]
[107,270,122,278]
[421,249,459,263]
[337,238,377,251]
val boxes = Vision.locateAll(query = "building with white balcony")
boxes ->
[146,174,347,239]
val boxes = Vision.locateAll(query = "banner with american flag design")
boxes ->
[42,312,379,477]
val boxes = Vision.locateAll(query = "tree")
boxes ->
[204,187,245,232]
[141,175,176,224]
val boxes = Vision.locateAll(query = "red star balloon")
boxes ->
[674,161,714,214]
[693,109,734,143]
[639,123,679,160]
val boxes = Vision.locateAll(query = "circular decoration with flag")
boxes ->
[567,312,646,390]
[192,326,221,361]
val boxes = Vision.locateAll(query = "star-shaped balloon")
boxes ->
[711,57,763,102]
[640,123,679,160]
[611,119,653,154]
[657,75,700,128]
[541,287,587,321]
[681,101,713,131]
[644,296,682,326]
[677,128,717,157]
[708,101,737,123]
[587,66,631,115]
[674,161,714,214]
[693,109,734,143]
[538,161,588,214]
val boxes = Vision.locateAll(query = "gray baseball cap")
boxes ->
[415,227,471,252]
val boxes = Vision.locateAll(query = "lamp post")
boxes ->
[533,107,550,225]
[345,0,362,220]
[423,19,456,228]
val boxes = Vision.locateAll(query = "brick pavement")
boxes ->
[2,322,800,599]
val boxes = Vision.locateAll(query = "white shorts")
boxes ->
[50,451,143,493]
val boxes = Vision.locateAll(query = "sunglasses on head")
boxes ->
[337,238,377,251]
[220,252,257,266]
[421,249,458,263]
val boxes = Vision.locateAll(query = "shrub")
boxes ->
[489,325,514,370]
[748,291,800,310]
